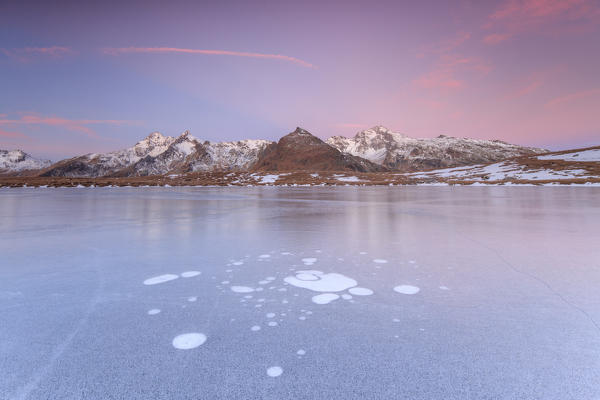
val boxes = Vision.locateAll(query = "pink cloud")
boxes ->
[483,33,512,44]
[103,47,316,69]
[0,113,135,138]
[484,0,600,40]
[415,55,491,90]
[1,46,72,62]
[417,31,471,58]
[0,128,28,139]
[546,88,600,107]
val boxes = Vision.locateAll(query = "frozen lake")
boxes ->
[1,186,599,399]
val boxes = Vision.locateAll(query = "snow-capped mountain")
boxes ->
[0,150,51,174]
[327,126,547,171]
[42,131,274,177]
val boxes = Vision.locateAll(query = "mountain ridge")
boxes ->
[1,125,550,176]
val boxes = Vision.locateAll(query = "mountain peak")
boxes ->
[291,127,312,136]
[146,131,166,141]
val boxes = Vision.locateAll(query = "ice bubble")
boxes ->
[281,252,292,255]
[359,252,367,255]
[221,280,230,285]
[143,274,179,285]
[266,313,276,318]
[297,349,306,355]
[439,286,450,290]
[147,309,161,315]
[258,254,271,259]
[267,366,283,377]
[232,261,244,266]
[268,321,278,327]
[180,271,201,278]
[373,259,388,264]
[341,294,352,300]
[312,293,339,305]
[172,333,207,350]
[284,271,356,292]
[258,280,269,285]
[302,258,317,265]
[188,296,197,302]
[348,287,373,296]
[299,316,306,320]
[231,286,254,293]
[393,285,420,295]
[251,325,261,331]
[266,277,276,281]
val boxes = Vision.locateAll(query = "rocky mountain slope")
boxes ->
[0,150,51,174]
[327,126,547,171]
[252,127,385,172]
[40,131,274,177]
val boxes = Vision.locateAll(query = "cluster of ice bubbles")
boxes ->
[142,254,428,378]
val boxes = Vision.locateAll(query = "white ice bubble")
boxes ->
[258,254,271,259]
[439,286,450,290]
[341,294,352,300]
[373,259,388,264]
[297,349,306,356]
[266,313,276,318]
[267,366,283,377]
[258,280,269,285]
[359,251,367,255]
[147,309,161,315]
[302,257,317,265]
[348,287,373,296]
[231,286,255,293]
[312,293,340,305]
[251,325,261,331]
[232,261,244,266]
[181,271,201,278]
[172,333,207,350]
[284,271,357,292]
[281,252,292,255]
[299,316,306,320]
[188,296,197,302]
[221,280,230,285]
[266,277,276,281]
[268,321,278,327]
[255,287,264,292]
[393,285,420,295]
[143,274,179,285]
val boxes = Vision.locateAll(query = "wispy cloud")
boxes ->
[546,88,600,107]
[0,128,28,139]
[1,46,72,62]
[415,55,491,90]
[484,0,600,43]
[103,47,316,69]
[416,31,471,58]
[0,113,135,138]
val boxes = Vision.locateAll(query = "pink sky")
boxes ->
[0,0,598,159]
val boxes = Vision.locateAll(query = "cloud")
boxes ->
[545,88,600,107]
[103,47,316,69]
[483,33,512,44]
[415,55,491,90]
[417,31,471,57]
[0,128,28,139]
[484,0,600,42]
[0,113,135,138]
[1,46,72,62]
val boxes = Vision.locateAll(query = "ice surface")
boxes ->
[284,271,357,292]
[393,285,420,295]
[348,287,373,296]
[3,187,600,400]
[181,271,201,278]
[312,293,340,304]
[231,286,255,293]
[267,366,283,377]
[143,274,179,285]
[172,333,207,350]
